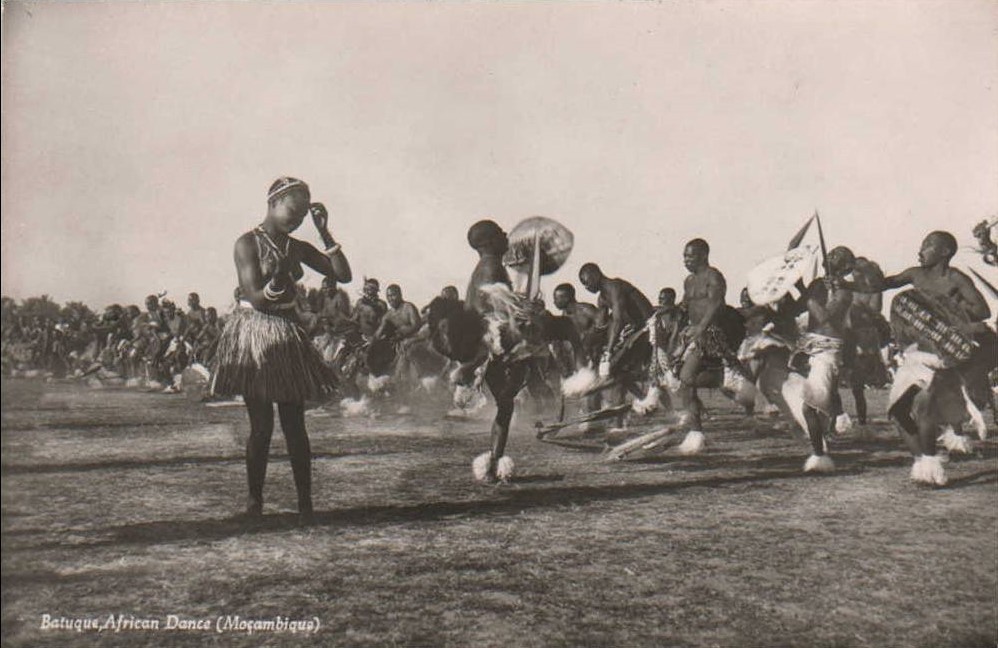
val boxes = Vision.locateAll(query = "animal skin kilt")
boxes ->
[211,302,337,403]
[608,323,646,365]
[888,345,989,439]
[675,323,752,386]
[722,330,790,395]
[886,288,994,437]
[841,312,892,389]
[781,332,843,430]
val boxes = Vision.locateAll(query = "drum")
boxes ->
[890,289,975,364]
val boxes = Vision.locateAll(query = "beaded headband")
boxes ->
[267,177,309,203]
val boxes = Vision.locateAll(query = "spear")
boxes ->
[813,209,830,274]
[787,212,816,251]
[526,229,542,300]
[969,267,998,300]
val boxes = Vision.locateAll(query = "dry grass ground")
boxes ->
[2,377,996,647]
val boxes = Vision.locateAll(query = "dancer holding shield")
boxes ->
[427,217,581,483]
[852,231,993,485]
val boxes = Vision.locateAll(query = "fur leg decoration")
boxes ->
[451,386,488,416]
[910,455,948,486]
[367,374,391,393]
[562,367,600,397]
[453,385,485,409]
[189,362,211,381]
[961,386,988,440]
[803,454,835,473]
[632,386,661,415]
[453,384,473,407]
[496,456,515,483]
[938,426,973,454]
[340,396,371,417]
[677,430,706,455]
[471,453,514,483]
[472,452,493,482]
[835,413,853,434]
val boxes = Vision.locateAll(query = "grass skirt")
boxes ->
[211,307,336,403]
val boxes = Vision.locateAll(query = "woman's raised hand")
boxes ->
[310,203,329,233]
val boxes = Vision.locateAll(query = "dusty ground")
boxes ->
[2,377,996,647]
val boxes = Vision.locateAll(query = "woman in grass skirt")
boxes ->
[213,177,352,523]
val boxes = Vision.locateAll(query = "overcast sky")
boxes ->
[3,1,996,311]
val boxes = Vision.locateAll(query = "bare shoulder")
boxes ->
[890,266,923,283]
[234,232,258,258]
[706,266,726,285]
[604,279,624,297]
[948,267,981,291]
[948,267,974,283]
